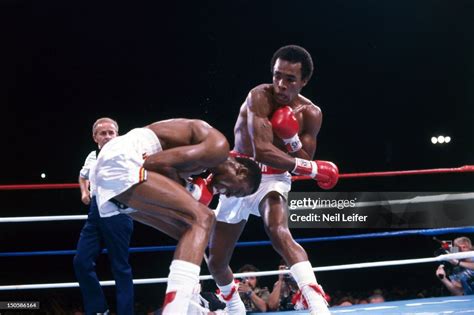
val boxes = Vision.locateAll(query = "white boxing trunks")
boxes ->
[94,128,162,217]
[214,172,292,224]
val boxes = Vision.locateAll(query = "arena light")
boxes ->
[40,173,46,179]
[431,135,451,145]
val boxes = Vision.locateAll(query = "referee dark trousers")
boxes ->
[73,196,134,315]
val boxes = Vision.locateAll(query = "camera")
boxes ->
[433,238,459,256]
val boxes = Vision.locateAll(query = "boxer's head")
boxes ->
[270,45,314,105]
[92,117,119,149]
[210,157,262,197]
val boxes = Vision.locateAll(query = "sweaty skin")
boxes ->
[112,119,259,265]
[235,84,322,168]
[208,59,324,287]
[112,119,230,265]
[144,119,230,181]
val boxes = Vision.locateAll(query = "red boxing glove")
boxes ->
[185,176,214,206]
[292,158,339,190]
[270,106,302,153]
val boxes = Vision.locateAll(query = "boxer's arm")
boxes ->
[291,105,322,160]
[144,145,210,180]
[143,131,229,179]
[247,91,297,170]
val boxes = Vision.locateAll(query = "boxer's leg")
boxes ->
[208,220,247,314]
[208,220,246,285]
[130,211,205,315]
[259,191,307,264]
[130,210,186,241]
[114,171,215,314]
[260,191,330,315]
[115,171,215,264]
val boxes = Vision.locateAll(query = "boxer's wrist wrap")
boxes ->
[283,134,303,152]
[293,158,318,178]
[185,181,202,200]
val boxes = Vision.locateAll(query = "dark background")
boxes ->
[1,0,473,312]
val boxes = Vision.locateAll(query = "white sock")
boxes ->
[217,281,246,313]
[217,281,235,297]
[290,261,318,287]
[163,260,200,315]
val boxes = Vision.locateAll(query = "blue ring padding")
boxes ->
[1,226,473,257]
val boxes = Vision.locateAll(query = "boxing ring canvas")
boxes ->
[250,296,474,314]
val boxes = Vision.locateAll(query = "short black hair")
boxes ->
[235,157,262,195]
[237,264,260,284]
[270,45,314,81]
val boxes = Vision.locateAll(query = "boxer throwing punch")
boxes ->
[208,45,338,315]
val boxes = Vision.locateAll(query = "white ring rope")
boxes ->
[2,192,472,223]
[2,251,473,291]
[291,192,474,210]
[0,215,87,223]
[352,192,474,209]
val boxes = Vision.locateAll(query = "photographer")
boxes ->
[436,236,474,296]
[268,264,299,311]
[237,264,269,312]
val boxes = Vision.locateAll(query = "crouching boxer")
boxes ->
[208,45,337,315]
[93,118,262,315]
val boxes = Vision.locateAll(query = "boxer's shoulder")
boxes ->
[294,95,322,117]
[249,83,272,94]
[247,84,273,102]
[246,85,274,115]
[296,94,319,108]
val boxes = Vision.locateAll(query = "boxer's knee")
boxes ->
[194,204,216,231]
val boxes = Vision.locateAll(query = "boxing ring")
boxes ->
[1,165,474,314]
[259,296,474,314]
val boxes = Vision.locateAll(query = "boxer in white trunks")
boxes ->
[207,45,338,315]
[94,118,262,315]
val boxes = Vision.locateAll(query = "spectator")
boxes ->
[368,294,385,303]
[357,298,369,304]
[268,263,299,311]
[237,264,270,312]
[436,236,474,295]
[336,297,353,307]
